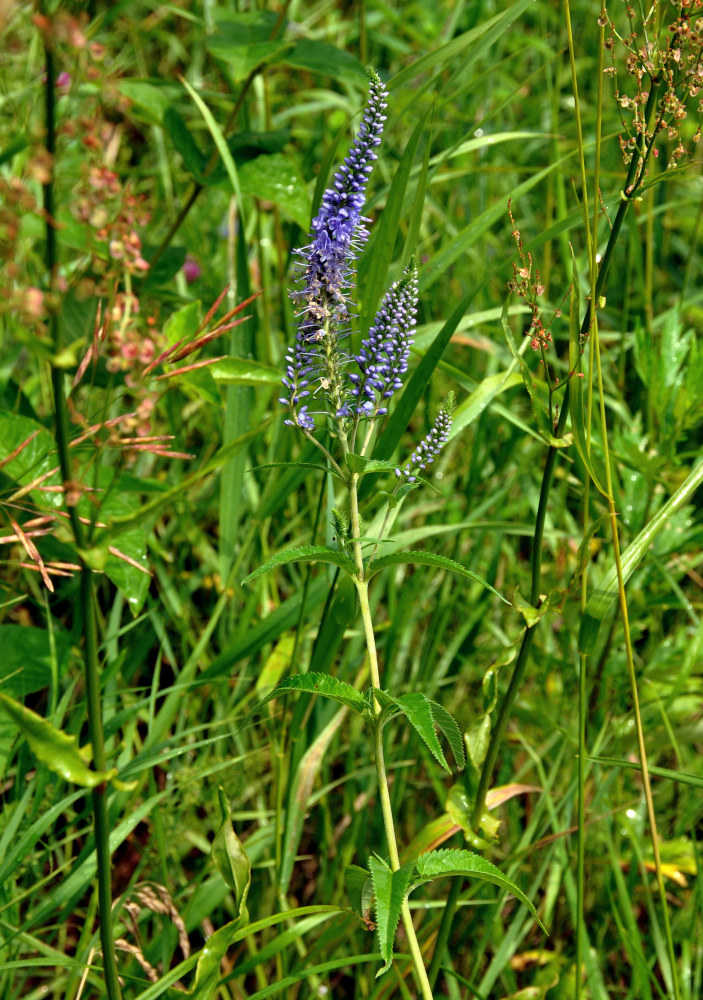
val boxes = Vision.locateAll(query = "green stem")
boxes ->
[471,96,653,833]
[42,23,121,998]
[357,581,433,999]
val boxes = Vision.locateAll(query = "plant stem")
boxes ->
[356,578,434,999]
[471,79,654,833]
[42,24,122,998]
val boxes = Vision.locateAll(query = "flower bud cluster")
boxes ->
[349,262,418,417]
[397,393,455,482]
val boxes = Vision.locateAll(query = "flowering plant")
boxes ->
[246,70,540,997]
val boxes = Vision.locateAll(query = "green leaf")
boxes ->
[368,855,416,976]
[242,545,356,585]
[180,76,244,217]
[588,756,703,790]
[579,459,703,654]
[118,80,174,125]
[0,692,116,788]
[383,692,464,773]
[0,411,62,508]
[163,299,200,346]
[209,356,282,386]
[412,848,546,933]
[212,788,251,920]
[344,865,375,922]
[450,370,524,441]
[252,461,344,480]
[250,673,366,718]
[238,154,312,230]
[188,916,247,1000]
[282,39,367,86]
[366,550,508,603]
[344,452,400,477]
[428,700,466,771]
[0,625,70,698]
[513,589,551,628]
[207,38,291,81]
[164,106,206,177]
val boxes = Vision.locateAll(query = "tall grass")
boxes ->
[0,1,702,998]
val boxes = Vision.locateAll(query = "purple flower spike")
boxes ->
[351,260,418,417]
[399,393,456,479]
[284,70,388,430]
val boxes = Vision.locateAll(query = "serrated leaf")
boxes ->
[345,452,400,477]
[242,545,356,585]
[249,673,367,721]
[212,788,251,920]
[429,700,466,770]
[412,848,546,933]
[385,692,463,773]
[368,855,415,976]
[579,458,703,654]
[0,692,116,788]
[366,550,508,603]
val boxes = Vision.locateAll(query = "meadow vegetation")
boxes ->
[1,1,703,998]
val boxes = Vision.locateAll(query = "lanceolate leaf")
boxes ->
[366,550,508,603]
[368,855,415,976]
[0,693,116,788]
[383,692,464,773]
[578,458,703,654]
[247,673,367,722]
[589,755,703,790]
[412,848,546,933]
[242,545,356,585]
[212,788,251,920]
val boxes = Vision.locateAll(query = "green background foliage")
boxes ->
[1,1,702,998]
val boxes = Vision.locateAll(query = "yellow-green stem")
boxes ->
[357,579,434,999]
